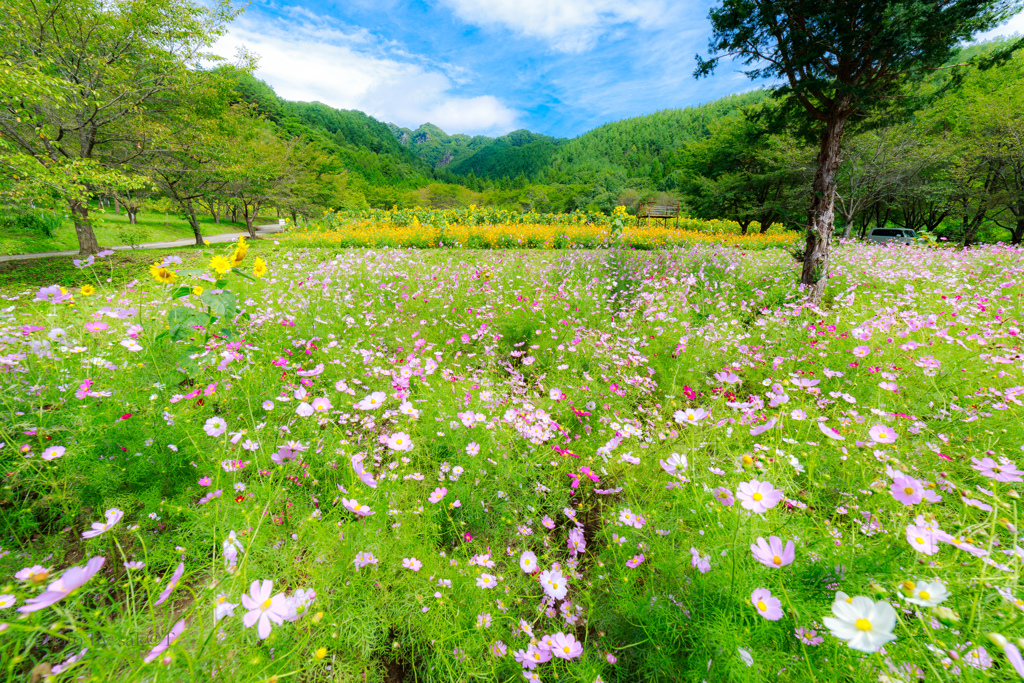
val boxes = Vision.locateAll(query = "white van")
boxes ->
[866,227,916,245]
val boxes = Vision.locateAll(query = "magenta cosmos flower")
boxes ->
[737,479,783,513]
[625,554,645,568]
[869,425,898,443]
[428,487,447,504]
[751,588,783,620]
[18,557,105,613]
[750,536,795,568]
[817,422,845,441]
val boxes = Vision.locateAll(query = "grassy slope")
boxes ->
[0,204,251,256]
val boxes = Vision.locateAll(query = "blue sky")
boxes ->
[213,1,1024,139]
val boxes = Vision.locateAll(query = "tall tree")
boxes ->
[0,0,236,255]
[696,0,1022,301]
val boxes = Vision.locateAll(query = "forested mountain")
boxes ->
[227,71,434,188]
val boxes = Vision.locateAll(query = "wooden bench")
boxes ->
[637,201,681,228]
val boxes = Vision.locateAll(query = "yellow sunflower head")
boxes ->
[252,257,268,278]
[150,263,177,284]
[209,255,232,275]
[80,284,95,296]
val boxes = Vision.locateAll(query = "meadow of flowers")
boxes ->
[281,206,799,251]
[1,235,1023,682]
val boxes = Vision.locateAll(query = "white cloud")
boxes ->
[212,13,519,135]
[976,9,1024,41]
[439,0,670,53]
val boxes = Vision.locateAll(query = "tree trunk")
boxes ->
[68,198,101,255]
[128,211,137,225]
[290,210,298,228]
[114,197,120,215]
[1013,218,1024,245]
[211,202,219,224]
[800,109,849,303]
[187,198,204,246]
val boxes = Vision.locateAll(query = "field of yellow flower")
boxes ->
[279,207,800,251]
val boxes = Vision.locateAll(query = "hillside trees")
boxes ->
[0,0,237,255]
[698,0,1022,301]
[677,106,811,232]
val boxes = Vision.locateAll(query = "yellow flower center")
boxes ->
[773,556,782,565]
[902,581,915,591]
[855,618,872,631]
[904,487,914,495]
[217,596,225,604]
[919,591,931,600]
[742,455,753,464]
[563,646,571,653]
[915,537,925,544]
[752,492,763,501]
[261,598,272,610]
[552,582,558,589]
[756,601,767,611]
[396,439,403,445]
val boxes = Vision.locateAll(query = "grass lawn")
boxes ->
[0,202,271,256]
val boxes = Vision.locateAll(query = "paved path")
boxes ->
[0,224,285,263]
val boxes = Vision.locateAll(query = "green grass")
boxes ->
[0,203,257,256]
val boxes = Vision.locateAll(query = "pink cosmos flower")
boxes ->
[712,487,735,506]
[18,557,105,613]
[84,321,108,333]
[750,536,795,568]
[567,528,586,556]
[539,568,568,600]
[625,554,645,568]
[82,508,123,539]
[869,425,897,443]
[353,552,379,569]
[737,479,783,514]
[198,477,212,487]
[817,422,845,441]
[402,557,423,571]
[428,487,447,504]
[311,397,333,413]
[203,417,227,437]
[690,547,710,573]
[906,524,939,555]
[41,446,65,461]
[490,641,507,658]
[549,632,583,660]
[355,391,387,410]
[751,588,783,620]
[970,457,1024,483]
[143,619,185,663]
[342,498,374,517]
[214,594,238,621]
[520,551,538,574]
[241,579,288,640]
[476,573,498,589]
[15,565,51,583]
[154,562,185,606]
[749,418,777,436]
[890,476,924,506]
[386,432,413,451]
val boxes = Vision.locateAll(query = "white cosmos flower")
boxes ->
[901,580,950,607]
[822,594,897,652]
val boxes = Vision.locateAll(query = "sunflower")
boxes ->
[192,286,204,296]
[150,264,177,284]
[209,255,232,275]
[252,257,268,278]
[230,239,249,266]
[80,284,95,296]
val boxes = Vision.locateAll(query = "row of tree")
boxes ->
[0,0,366,253]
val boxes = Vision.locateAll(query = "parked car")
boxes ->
[866,227,917,245]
